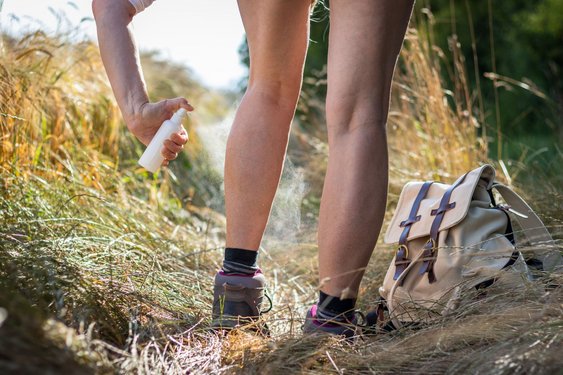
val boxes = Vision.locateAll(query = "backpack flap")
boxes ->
[384,165,496,244]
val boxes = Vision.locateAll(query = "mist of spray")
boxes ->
[263,158,307,247]
[195,109,308,246]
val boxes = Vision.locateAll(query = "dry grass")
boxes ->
[0,30,121,179]
[1,20,562,375]
[388,27,487,185]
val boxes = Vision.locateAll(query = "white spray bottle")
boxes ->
[138,108,188,173]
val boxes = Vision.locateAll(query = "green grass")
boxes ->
[1,23,562,375]
[0,165,222,372]
[2,166,561,374]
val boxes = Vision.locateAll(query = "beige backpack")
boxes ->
[374,164,561,329]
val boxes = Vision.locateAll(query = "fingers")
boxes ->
[161,137,185,160]
[161,147,178,161]
[160,126,188,166]
[163,139,184,154]
[169,127,189,145]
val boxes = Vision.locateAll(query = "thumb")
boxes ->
[163,97,194,116]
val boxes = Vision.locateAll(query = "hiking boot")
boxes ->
[302,304,361,339]
[211,270,270,332]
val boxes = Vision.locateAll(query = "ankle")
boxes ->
[316,291,357,322]
[222,247,259,275]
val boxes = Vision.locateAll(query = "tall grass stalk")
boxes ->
[487,0,503,161]
[0,16,561,375]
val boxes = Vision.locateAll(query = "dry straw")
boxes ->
[1,10,561,375]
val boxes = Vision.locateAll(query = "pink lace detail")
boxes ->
[218,269,262,278]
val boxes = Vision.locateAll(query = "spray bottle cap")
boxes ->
[171,108,188,124]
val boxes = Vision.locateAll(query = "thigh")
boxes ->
[326,0,414,117]
[237,0,312,89]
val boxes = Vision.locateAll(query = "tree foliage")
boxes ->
[416,0,563,155]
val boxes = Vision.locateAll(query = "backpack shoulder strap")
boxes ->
[492,183,561,271]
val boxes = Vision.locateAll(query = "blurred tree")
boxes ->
[414,0,563,160]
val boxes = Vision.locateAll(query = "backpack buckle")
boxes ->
[393,244,410,280]
[398,244,409,259]
[419,238,438,283]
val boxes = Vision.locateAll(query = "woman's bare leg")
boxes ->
[318,0,415,298]
[225,0,312,250]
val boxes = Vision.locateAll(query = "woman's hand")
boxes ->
[127,97,193,166]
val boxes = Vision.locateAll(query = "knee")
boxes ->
[325,94,388,139]
[245,71,303,111]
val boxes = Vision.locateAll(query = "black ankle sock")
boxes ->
[222,247,259,275]
[317,291,357,321]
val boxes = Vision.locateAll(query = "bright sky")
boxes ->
[0,0,247,90]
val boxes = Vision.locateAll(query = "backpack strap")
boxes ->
[492,183,562,271]
[393,181,434,281]
[387,249,427,329]
[419,172,468,282]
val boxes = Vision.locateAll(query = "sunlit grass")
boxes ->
[0,14,561,375]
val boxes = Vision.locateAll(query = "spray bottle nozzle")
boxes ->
[171,108,188,123]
